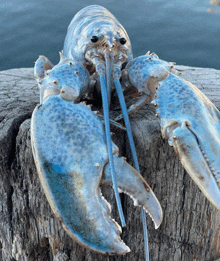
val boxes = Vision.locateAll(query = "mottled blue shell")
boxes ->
[63,5,133,65]
[31,95,122,253]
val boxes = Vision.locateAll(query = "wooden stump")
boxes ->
[0,66,220,261]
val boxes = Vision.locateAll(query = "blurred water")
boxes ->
[0,0,220,71]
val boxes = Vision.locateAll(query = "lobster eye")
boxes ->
[119,37,126,45]
[91,36,99,43]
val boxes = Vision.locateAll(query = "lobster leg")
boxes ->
[114,94,149,122]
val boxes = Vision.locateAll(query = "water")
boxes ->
[0,0,220,71]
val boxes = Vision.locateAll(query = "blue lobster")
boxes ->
[31,5,220,260]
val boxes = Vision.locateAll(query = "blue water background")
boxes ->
[0,0,220,71]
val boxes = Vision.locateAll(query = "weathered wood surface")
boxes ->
[0,66,220,261]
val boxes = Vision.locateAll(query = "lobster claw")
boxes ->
[31,56,163,255]
[156,79,220,210]
[31,96,162,255]
[164,120,220,210]
[103,157,163,230]
[125,53,220,210]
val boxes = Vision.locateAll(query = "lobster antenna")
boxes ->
[114,76,150,261]
[99,71,126,227]
[105,52,112,108]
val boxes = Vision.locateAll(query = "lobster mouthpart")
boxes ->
[31,95,162,254]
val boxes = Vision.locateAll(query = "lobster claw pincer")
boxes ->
[123,53,220,210]
[31,56,163,254]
